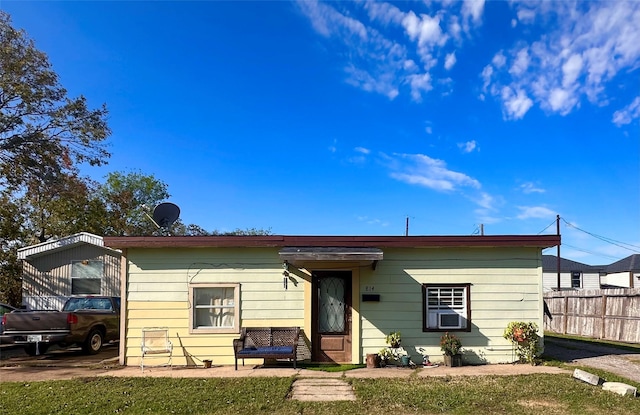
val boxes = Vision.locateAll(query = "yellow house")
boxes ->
[104,234,559,367]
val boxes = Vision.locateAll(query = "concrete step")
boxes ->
[289,378,356,401]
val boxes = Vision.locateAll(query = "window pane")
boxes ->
[72,260,103,279]
[72,278,101,295]
[193,287,236,329]
[195,306,235,328]
[318,277,345,333]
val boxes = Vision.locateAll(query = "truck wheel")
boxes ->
[83,329,103,355]
[24,344,48,356]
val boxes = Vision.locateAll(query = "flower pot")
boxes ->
[400,355,410,367]
[203,359,212,368]
[443,354,462,367]
[366,353,381,368]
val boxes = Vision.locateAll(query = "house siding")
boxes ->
[358,247,543,365]
[124,247,305,366]
[602,271,637,288]
[542,271,601,291]
[123,246,544,366]
[21,244,121,310]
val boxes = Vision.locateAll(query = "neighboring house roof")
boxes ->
[605,254,640,273]
[104,234,560,249]
[542,255,605,273]
[17,232,120,260]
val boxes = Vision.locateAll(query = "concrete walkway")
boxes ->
[290,378,356,401]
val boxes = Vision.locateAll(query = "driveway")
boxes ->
[543,336,640,383]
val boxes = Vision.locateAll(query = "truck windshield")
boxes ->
[63,298,113,311]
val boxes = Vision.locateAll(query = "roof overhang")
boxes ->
[104,234,560,249]
[279,247,383,268]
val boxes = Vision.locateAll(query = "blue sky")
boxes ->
[4,1,639,265]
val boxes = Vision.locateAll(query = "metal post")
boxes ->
[556,215,561,291]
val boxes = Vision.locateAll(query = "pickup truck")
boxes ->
[0,296,120,356]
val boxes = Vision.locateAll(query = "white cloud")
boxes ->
[402,11,448,49]
[444,52,457,70]
[501,87,533,120]
[562,53,583,87]
[492,52,507,68]
[461,0,485,24]
[520,182,546,194]
[344,64,400,100]
[388,153,481,192]
[354,146,370,154]
[407,72,433,101]
[364,1,405,26]
[296,0,367,40]
[516,206,556,220]
[548,87,579,115]
[458,140,477,153]
[474,192,495,210]
[509,47,530,76]
[612,96,640,126]
[516,8,536,24]
[482,2,640,122]
[297,1,487,102]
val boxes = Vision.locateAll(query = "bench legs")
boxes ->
[234,357,296,370]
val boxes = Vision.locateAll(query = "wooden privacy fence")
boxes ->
[544,288,640,344]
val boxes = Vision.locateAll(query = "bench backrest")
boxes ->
[242,327,299,347]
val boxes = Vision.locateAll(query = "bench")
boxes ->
[233,327,300,370]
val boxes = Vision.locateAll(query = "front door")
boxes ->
[311,270,352,363]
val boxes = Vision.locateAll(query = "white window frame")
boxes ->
[189,283,240,334]
[571,271,582,289]
[70,260,103,295]
[423,284,471,332]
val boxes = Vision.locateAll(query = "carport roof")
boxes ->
[18,232,121,260]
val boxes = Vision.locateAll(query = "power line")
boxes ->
[547,244,621,261]
[560,217,640,253]
[537,218,558,235]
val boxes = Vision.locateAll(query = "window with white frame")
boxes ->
[571,271,581,288]
[71,260,103,295]
[189,283,239,334]
[422,284,471,332]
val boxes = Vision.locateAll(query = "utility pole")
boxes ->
[405,216,409,236]
[556,215,561,291]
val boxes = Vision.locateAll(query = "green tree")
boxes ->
[0,192,26,305]
[0,11,110,190]
[99,171,171,236]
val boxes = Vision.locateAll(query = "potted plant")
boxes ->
[378,347,392,367]
[440,332,463,367]
[503,321,540,365]
[385,331,401,348]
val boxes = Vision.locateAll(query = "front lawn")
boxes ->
[1,374,638,414]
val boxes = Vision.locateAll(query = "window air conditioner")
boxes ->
[438,312,462,329]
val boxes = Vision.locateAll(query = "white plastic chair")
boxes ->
[141,327,173,372]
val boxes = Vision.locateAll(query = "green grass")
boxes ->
[298,363,366,372]
[1,374,638,414]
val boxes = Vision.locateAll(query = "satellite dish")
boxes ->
[152,202,180,228]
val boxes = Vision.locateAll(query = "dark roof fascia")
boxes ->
[104,234,560,250]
